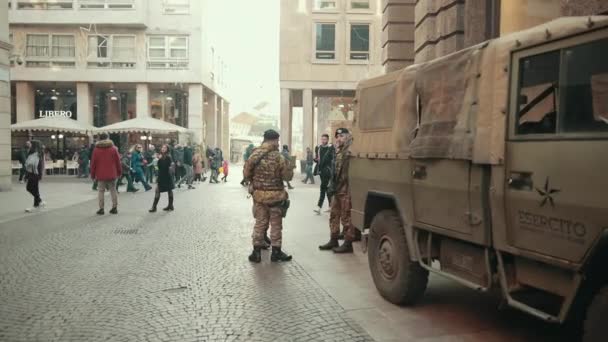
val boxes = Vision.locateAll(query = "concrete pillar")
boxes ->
[204,91,217,148]
[216,96,223,150]
[16,82,35,122]
[382,0,416,72]
[221,100,230,156]
[414,0,465,63]
[302,88,313,154]
[0,66,10,191]
[188,84,204,145]
[280,88,292,148]
[136,83,150,118]
[76,83,93,126]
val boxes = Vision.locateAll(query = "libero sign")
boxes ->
[39,110,73,118]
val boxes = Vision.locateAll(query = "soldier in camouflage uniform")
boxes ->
[319,128,355,254]
[243,130,294,263]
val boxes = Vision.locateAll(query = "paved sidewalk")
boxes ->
[0,169,572,342]
[0,176,150,224]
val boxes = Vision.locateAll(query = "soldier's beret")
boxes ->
[263,129,280,140]
[335,128,350,137]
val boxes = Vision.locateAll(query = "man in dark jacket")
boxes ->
[172,144,185,183]
[176,144,195,189]
[18,141,31,184]
[90,133,122,215]
[281,145,294,190]
[240,143,255,186]
[144,144,156,183]
[117,151,137,193]
[302,147,315,184]
[314,134,334,214]
[78,145,90,178]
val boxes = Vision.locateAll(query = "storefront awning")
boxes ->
[94,117,189,134]
[11,117,95,134]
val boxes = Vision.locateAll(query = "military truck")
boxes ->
[350,17,608,341]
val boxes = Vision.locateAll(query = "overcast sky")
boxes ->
[209,0,280,117]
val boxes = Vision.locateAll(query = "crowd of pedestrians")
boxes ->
[17,136,227,215]
[17,129,357,260]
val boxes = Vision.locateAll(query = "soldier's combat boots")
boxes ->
[248,247,262,263]
[318,238,339,250]
[270,247,292,262]
[332,241,353,254]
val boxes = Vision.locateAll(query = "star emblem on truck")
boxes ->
[536,177,560,208]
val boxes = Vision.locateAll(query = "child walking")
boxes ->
[221,159,229,182]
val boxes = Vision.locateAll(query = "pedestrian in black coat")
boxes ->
[149,144,175,212]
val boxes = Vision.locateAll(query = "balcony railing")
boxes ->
[13,0,135,10]
[147,61,189,70]
[16,0,74,10]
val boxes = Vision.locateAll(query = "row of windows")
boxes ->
[19,34,189,69]
[315,22,370,62]
[314,0,371,11]
[8,0,189,14]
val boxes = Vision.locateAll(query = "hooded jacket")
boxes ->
[243,142,293,204]
[90,139,122,181]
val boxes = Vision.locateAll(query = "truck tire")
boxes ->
[368,210,428,305]
[583,286,608,342]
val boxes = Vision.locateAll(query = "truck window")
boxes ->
[560,38,608,133]
[515,51,560,135]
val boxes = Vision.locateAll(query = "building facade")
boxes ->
[1,2,11,190]
[382,0,608,66]
[280,0,384,153]
[382,0,415,72]
[8,0,229,158]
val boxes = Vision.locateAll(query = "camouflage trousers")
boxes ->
[252,201,283,248]
[329,193,354,242]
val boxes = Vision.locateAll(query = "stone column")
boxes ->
[136,83,150,118]
[188,84,204,145]
[280,88,292,148]
[76,83,93,126]
[204,91,217,148]
[302,88,313,154]
[415,0,465,63]
[382,0,416,72]
[16,82,35,122]
[0,42,10,191]
[216,96,223,150]
[221,100,230,154]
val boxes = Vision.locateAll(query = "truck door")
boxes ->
[505,33,608,263]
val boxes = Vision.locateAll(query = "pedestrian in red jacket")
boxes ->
[90,133,122,215]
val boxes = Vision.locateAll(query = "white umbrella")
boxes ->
[94,116,189,134]
[11,117,96,134]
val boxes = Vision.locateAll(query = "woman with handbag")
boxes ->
[149,144,175,212]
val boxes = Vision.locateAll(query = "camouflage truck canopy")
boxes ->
[352,16,608,164]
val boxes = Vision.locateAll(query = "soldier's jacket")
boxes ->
[243,142,294,204]
[329,136,353,196]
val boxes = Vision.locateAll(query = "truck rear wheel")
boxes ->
[368,210,428,305]
[583,286,608,342]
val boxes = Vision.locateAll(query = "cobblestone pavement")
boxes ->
[0,171,574,342]
[0,176,372,342]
